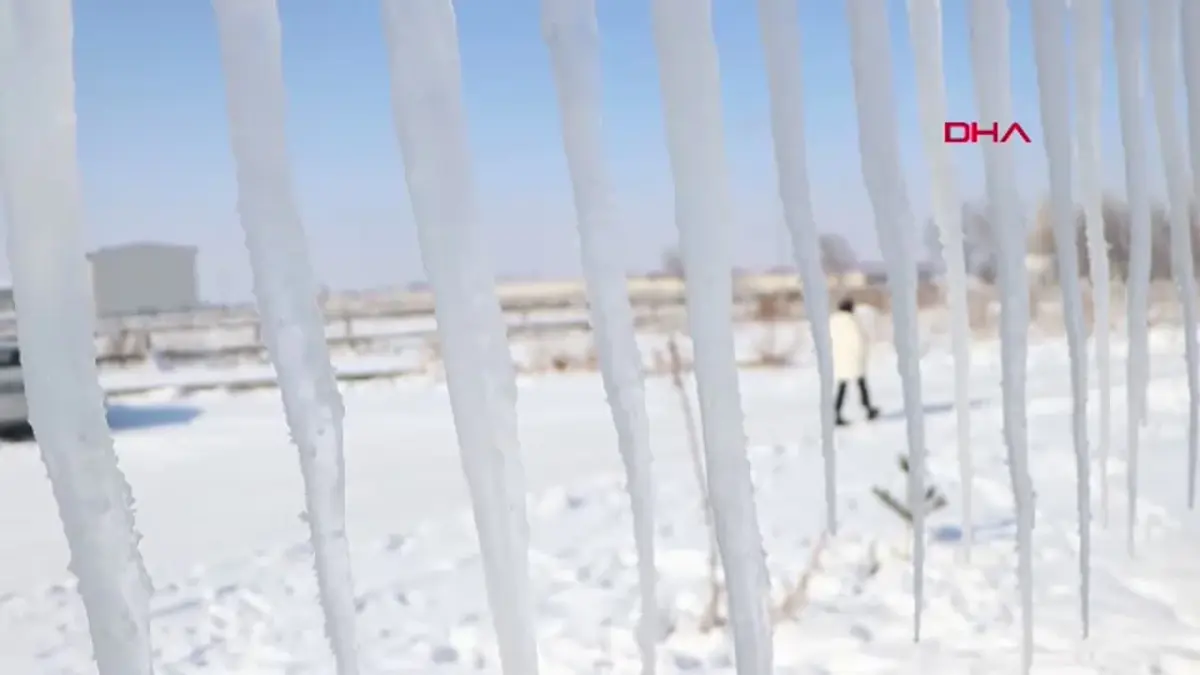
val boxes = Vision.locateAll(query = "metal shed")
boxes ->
[88,243,200,317]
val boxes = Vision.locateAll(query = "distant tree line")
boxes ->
[925,197,1200,284]
[655,196,1200,286]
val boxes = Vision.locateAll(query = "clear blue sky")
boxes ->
[27,1,1154,301]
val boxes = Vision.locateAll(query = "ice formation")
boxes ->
[1030,0,1091,635]
[843,0,929,640]
[11,0,1199,672]
[1148,0,1199,509]
[378,2,540,673]
[211,2,360,670]
[539,1,659,670]
[648,0,772,671]
[1071,0,1111,525]
[753,0,837,533]
[904,0,974,557]
[1111,0,1150,553]
[0,1,154,673]
[1179,0,1200,508]
[965,0,1034,670]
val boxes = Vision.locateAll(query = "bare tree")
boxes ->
[660,246,685,279]
[931,195,1200,287]
[1032,196,1200,282]
[919,202,1001,284]
[961,203,999,283]
[922,218,945,276]
[819,233,858,275]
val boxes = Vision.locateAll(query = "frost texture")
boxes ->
[1071,0,1112,526]
[210,1,361,671]
[753,0,837,534]
[648,1,773,671]
[0,1,154,673]
[843,0,929,641]
[1030,0,1091,637]
[1111,0,1150,553]
[965,0,1034,671]
[540,1,659,671]
[378,2,540,673]
[1147,0,1199,509]
[1178,0,1200,508]
[904,0,974,558]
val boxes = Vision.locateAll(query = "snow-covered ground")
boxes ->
[2,332,1199,673]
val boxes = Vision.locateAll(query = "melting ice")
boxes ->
[540,1,659,671]
[648,0,773,671]
[753,0,838,534]
[0,2,154,673]
[379,2,540,673]
[843,0,929,641]
[904,0,975,558]
[966,0,1035,670]
[211,0,361,670]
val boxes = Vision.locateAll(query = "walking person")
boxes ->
[829,296,880,426]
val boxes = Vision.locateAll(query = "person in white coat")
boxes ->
[829,297,879,425]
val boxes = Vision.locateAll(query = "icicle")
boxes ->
[753,0,838,534]
[540,1,659,671]
[1071,0,1111,527]
[1179,0,1200,509]
[0,1,153,673]
[210,1,360,670]
[904,0,974,559]
[965,0,1034,670]
[379,2,540,673]
[1150,0,1200,511]
[648,1,773,671]
[843,0,929,642]
[1110,0,1150,554]
[1030,0,1091,637]
[1148,0,1200,511]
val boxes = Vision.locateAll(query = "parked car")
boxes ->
[0,340,30,438]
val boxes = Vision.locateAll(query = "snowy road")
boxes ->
[3,333,1200,672]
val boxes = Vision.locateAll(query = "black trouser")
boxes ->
[835,377,874,419]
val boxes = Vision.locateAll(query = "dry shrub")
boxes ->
[751,290,800,367]
[419,339,444,379]
[966,285,995,333]
[664,335,723,631]
[840,285,890,312]
[523,333,596,374]
[752,291,796,321]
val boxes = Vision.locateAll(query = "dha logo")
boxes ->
[943,121,1032,144]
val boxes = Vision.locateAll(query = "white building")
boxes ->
[88,243,200,317]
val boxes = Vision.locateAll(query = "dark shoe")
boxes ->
[836,417,850,427]
[866,408,880,421]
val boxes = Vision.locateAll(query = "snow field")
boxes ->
[2,335,1200,673]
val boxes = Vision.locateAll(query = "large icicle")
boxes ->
[843,0,929,641]
[965,0,1034,671]
[904,0,974,559]
[753,0,837,534]
[378,2,539,673]
[1148,0,1199,509]
[0,1,154,673]
[1111,0,1150,553]
[540,2,659,671]
[648,1,773,671]
[1071,0,1112,526]
[1179,0,1200,508]
[211,2,360,671]
[1030,0,1091,636]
